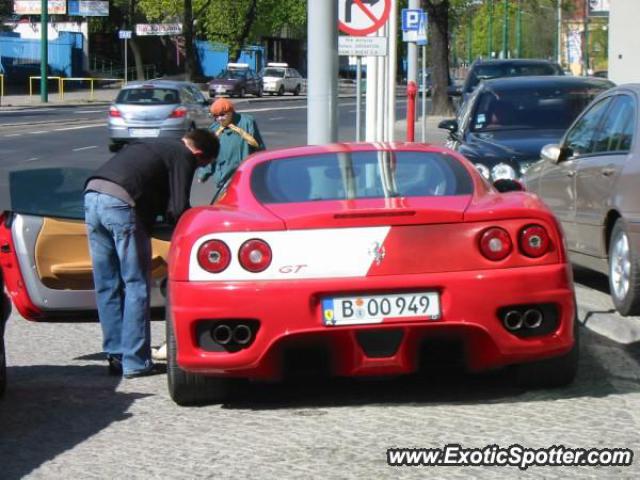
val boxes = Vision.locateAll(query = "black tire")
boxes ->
[293,84,301,96]
[239,87,246,98]
[608,218,640,315]
[0,275,8,397]
[0,321,6,397]
[256,87,263,98]
[278,85,285,96]
[515,316,579,389]
[109,142,122,153]
[166,302,233,406]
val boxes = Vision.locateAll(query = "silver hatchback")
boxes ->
[108,80,211,152]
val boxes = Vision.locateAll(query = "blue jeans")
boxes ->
[84,191,153,375]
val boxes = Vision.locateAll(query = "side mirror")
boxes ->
[447,85,462,97]
[438,119,459,133]
[493,179,525,193]
[540,144,562,163]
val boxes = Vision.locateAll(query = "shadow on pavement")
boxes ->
[219,325,638,411]
[0,365,150,480]
[573,266,610,295]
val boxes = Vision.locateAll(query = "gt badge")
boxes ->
[368,241,386,266]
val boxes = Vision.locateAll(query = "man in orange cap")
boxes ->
[197,97,265,191]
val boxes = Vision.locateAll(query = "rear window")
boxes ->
[468,63,559,91]
[263,68,285,78]
[251,151,473,203]
[116,88,179,104]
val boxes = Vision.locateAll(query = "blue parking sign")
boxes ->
[401,8,423,32]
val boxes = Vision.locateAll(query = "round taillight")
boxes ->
[519,224,550,258]
[238,239,272,273]
[197,239,231,273]
[479,227,513,261]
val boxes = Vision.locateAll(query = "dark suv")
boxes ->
[451,59,564,103]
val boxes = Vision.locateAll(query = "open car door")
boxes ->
[0,167,169,321]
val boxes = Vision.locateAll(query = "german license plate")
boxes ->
[322,291,440,326]
[129,128,159,138]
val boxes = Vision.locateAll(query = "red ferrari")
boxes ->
[167,143,578,405]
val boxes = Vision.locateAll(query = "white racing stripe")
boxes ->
[189,227,390,281]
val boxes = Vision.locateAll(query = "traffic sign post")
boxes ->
[338,0,393,142]
[119,30,132,83]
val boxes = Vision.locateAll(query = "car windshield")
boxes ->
[217,70,247,79]
[263,68,285,78]
[0,166,92,220]
[116,87,179,105]
[468,63,559,91]
[251,151,473,203]
[470,85,609,132]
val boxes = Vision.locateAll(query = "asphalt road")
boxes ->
[2,97,640,478]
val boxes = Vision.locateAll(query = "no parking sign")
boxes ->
[338,0,392,36]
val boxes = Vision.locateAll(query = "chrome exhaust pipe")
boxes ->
[523,309,543,329]
[233,324,253,345]
[503,310,523,331]
[212,324,233,345]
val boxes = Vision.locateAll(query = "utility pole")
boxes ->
[556,0,562,65]
[307,0,338,144]
[583,0,590,75]
[516,0,522,58]
[40,0,48,102]
[502,0,509,59]
[466,14,473,64]
[488,0,494,58]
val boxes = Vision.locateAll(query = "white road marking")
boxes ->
[4,134,21,137]
[72,145,98,152]
[29,131,48,134]
[25,157,39,162]
[269,116,286,121]
[55,123,106,131]
[75,110,105,114]
[0,108,55,114]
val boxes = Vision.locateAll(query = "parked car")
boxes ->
[165,142,578,405]
[450,58,565,103]
[261,63,303,96]
[208,63,262,98]
[108,80,212,152]
[523,84,639,315]
[439,76,614,182]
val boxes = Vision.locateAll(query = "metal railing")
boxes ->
[60,77,124,100]
[28,76,63,101]
[89,55,157,81]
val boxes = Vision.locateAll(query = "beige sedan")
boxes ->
[524,84,638,315]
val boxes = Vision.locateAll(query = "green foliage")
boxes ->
[138,0,307,52]
[452,0,566,65]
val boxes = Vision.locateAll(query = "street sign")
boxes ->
[135,23,183,36]
[338,0,392,36]
[68,1,109,17]
[403,11,427,43]
[339,36,388,56]
[401,8,422,32]
[118,30,132,40]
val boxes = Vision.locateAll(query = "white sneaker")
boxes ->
[152,342,167,361]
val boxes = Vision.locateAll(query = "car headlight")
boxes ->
[475,163,491,180]
[491,163,517,181]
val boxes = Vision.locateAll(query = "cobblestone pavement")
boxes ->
[2,284,640,480]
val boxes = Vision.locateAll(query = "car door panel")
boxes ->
[8,214,169,319]
[574,95,635,257]
[537,158,578,246]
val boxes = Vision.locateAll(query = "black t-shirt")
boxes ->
[86,140,197,230]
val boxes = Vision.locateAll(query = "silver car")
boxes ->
[108,80,211,152]
[524,84,640,315]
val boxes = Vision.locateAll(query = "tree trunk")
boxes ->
[425,0,454,116]
[184,0,197,81]
[127,0,145,80]
[129,39,145,80]
[233,0,258,61]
